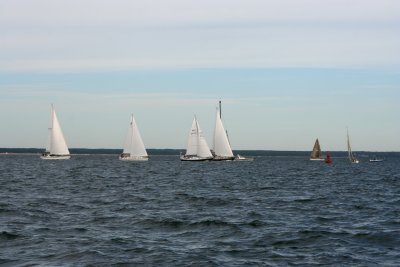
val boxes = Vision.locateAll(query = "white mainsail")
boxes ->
[213,108,234,159]
[181,116,213,160]
[42,105,70,159]
[120,115,148,160]
[347,128,359,164]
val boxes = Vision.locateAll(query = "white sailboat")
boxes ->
[41,105,70,160]
[347,128,359,164]
[212,102,234,161]
[181,116,213,161]
[369,155,384,162]
[310,138,324,161]
[119,114,148,161]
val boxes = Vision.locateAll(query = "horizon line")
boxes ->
[0,147,398,153]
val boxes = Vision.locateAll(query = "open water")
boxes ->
[1,154,399,266]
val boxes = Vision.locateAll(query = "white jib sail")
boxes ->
[48,105,70,155]
[123,115,147,157]
[213,109,234,157]
[185,117,212,158]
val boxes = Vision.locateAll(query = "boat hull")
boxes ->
[41,155,71,160]
[310,158,325,161]
[180,155,212,161]
[212,156,235,161]
[119,156,148,161]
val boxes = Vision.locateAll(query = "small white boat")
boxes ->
[235,154,254,161]
[212,101,235,161]
[347,128,359,164]
[181,116,213,161]
[41,105,70,160]
[310,138,324,161]
[119,114,148,161]
[369,156,384,162]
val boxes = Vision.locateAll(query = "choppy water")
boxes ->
[1,154,399,266]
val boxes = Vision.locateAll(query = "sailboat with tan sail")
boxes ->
[310,138,324,161]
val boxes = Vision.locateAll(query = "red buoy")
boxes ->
[325,152,332,164]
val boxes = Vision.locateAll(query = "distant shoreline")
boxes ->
[0,148,398,157]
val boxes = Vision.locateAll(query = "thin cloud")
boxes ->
[1,0,400,72]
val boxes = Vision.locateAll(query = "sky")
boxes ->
[1,0,399,151]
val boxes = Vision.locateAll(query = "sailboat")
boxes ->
[347,128,359,164]
[180,116,213,161]
[119,114,148,161]
[212,101,235,161]
[41,105,70,160]
[369,155,384,162]
[310,138,324,161]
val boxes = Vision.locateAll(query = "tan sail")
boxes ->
[347,128,359,164]
[310,138,324,161]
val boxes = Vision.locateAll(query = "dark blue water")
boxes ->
[1,154,399,266]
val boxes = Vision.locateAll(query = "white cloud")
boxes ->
[1,0,400,71]
[2,0,400,26]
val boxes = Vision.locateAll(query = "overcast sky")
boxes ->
[1,0,399,151]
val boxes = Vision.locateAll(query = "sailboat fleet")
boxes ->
[39,103,378,163]
[309,129,363,164]
[40,101,251,161]
[181,101,250,161]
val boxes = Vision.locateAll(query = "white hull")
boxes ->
[235,154,254,161]
[119,155,148,161]
[310,158,325,161]
[212,156,235,161]
[180,155,212,161]
[369,159,383,162]
[41,155,70,160]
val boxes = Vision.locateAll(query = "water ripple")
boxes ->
[0,154,399,265]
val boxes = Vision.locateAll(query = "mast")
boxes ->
[219,100,222,119]
[195,115,200,155]
[347,128,352,161]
